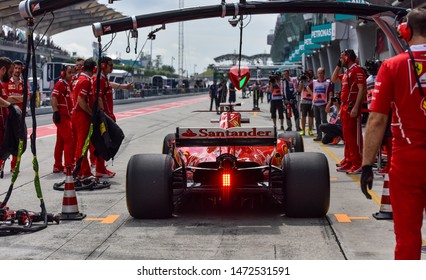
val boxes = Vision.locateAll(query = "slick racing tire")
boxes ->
[279,131,304,152]
[126,154,173,219]
[282,152,329,217]
[162,133,176,154]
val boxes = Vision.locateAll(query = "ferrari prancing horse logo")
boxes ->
[421,97,426,116]
[415,62,422,76]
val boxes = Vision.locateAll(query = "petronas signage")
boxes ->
[311,24,332,43]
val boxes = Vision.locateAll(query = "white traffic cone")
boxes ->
[372,174,393,220]
[59,166,86,220]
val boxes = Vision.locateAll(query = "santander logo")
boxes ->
[182,129,197,137]
[179,127,274,138]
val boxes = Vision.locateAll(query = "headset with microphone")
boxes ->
[397,13,424,97]
[60,65,67,79]
[397,20,412,42]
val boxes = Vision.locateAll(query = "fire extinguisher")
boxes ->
[286,102,292,118]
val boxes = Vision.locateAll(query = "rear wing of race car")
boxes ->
[175,127,276,147]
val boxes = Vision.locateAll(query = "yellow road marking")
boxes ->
[86,215,119,224]
[320,143,381,205]
[330,177,337,181]
[320,144,426,248]
[335,214,369,223]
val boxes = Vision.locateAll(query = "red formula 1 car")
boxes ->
[126,103,330,219]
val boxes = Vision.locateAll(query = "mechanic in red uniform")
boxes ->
[0,57,16,171]
[7,60,26,172]
[91,56,116,178]
[361,8,426,260]
[51,65,74,173]
[331,49,366,174]
[71,59,100,179]
[70,58,84,102]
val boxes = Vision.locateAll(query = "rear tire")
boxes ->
[126,154,173,219]
[278,131,304,152]
[282,152,329,217]
[162,133,176,154]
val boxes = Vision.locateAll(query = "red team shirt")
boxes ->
[8,77,27,110]
[369,44,426,146]
[51,79,73,116]
[73,72,94,113]
[339,64,367,105]
[93,74,114,119]
[0,82,8,126]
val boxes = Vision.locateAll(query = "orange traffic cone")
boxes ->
[59,166,86,220]
[372,174,393,220]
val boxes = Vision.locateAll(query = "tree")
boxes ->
[161,65,175,73]
[154,55,162,69]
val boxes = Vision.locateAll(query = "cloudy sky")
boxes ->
[52,0,278,74]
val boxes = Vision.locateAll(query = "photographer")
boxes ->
[297,69,314,136]
[282,70,301,131]
[319,93,343,145]
[269,74,285,130]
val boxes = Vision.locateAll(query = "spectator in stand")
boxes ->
[51,65,74,173]
[331,49,366,174]
[209,79,218,111]
[7,60,26,172]
[307,67,333,141]
[319,92,343,145]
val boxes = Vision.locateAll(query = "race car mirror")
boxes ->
[229,66,250,90]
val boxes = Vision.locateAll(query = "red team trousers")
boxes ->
[71,111,92,177]
[340,103,363,167]
[53,115,75,169]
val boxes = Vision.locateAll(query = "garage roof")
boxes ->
[0,0,125,36]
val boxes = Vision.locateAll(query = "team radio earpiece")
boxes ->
[397,19,412,42]
[101,62,107,72]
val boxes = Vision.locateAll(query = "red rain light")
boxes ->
[222,173,231,187]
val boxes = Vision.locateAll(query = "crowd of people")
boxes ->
[0,28,69,56]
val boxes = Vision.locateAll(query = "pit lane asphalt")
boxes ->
[1,93,425,260]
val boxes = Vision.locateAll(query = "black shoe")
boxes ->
[285,127,292,131]
[280,126,285,131]
[313,138,322,142]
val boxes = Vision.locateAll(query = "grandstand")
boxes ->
[0,0,125,63]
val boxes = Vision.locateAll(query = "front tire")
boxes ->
[278,131,304,152]
[126,154,173,219]
[282,152,329,217]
